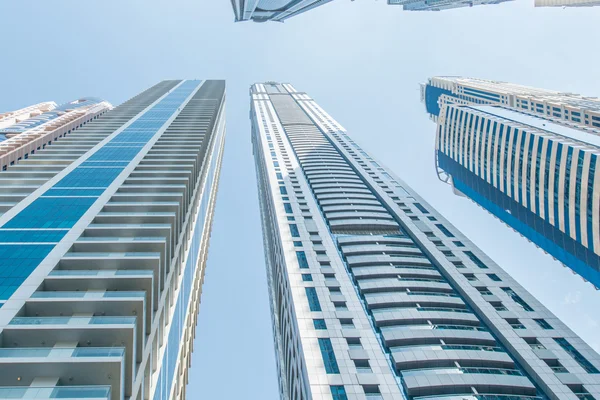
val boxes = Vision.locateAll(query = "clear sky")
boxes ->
[1,1,600,399]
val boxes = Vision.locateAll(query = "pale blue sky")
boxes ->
[1,1,600,399]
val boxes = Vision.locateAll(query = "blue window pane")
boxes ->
[284,203,293,213]
[296,251,309,268]
[318,338,340,374]
[289,224,300,237]
[44,188,104,197]
[54,167,123,188]
[330,386,348,400]
[554,338,599,374]
[4,197,97,229]
[534,319,553,330]
[305,287,321,312]
[314,319,327,330]
[279,186,287,195]
[414,203,430,214]
[0,244,54,300]
[464,251,488,269]
[436,224,455,238]
[0,230,67,243]
[302,274,312,282]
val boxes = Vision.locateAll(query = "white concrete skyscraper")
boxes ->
[251,82,600,400]
[230,0,333,22]
[0,80,226,400]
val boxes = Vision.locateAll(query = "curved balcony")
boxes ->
[365,293,464,310]
[352,266,434,280]
[372,307,479,328]
[322,204,388,214]
[402,368,536,398]
[392,348,514,370]
[329,218,399,233]
[346,254,430,268]
[381,326,496,347]
[358,278,453,294]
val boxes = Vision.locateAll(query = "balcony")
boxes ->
[0,385,111,399]
[0,348,124,400]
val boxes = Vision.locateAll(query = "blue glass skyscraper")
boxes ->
[0,80,226,400]
[425,76,600,289]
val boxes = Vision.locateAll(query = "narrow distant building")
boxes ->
[535,0,600,7]
[0,80,226,400]
[251,81,600,400]
[388,0,512,11]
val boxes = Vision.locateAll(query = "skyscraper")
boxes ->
[0,101,57,132]
[422,77,600,133]
[0,98,112,169]
[0,80,226,400]
[535,0,600,6]
[251,82,600,400]
[230,0,333,22]
[388,0,512,11]
[424,76,600,289]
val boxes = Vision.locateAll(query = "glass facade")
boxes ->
[0,80,226,400]
[435,102,600,289]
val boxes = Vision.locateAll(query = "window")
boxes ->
[279,186,287,195]
[354,360,372,373]
[302,274,313,282]
[313,319,327,330]
[414,203,430,214]
[296,251,309,268]
[347,337,362,349]
[318,338,340,374]
[305,287,321,311]
[464,251,488,269]
[568,385,595,400]
[506,319,525,329]
[283,203,293,213]
[340,319,354,328]
[554,338,599,373]
[477,287,492,296]
[287,216,295,221]
[545,359,569,373]
[276,173,283,180]
[534,319,553,330]
[363,386,383,399]
[491,302,507,311]
[436,224,454,237]
[330,386,348,400]
[293,241,302,247]
[334,301,348,310]
[453,241,465,247]
[487,273,502,282]
[464,274,478,282]
[502,288,534,311]
[289,224,300,237]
